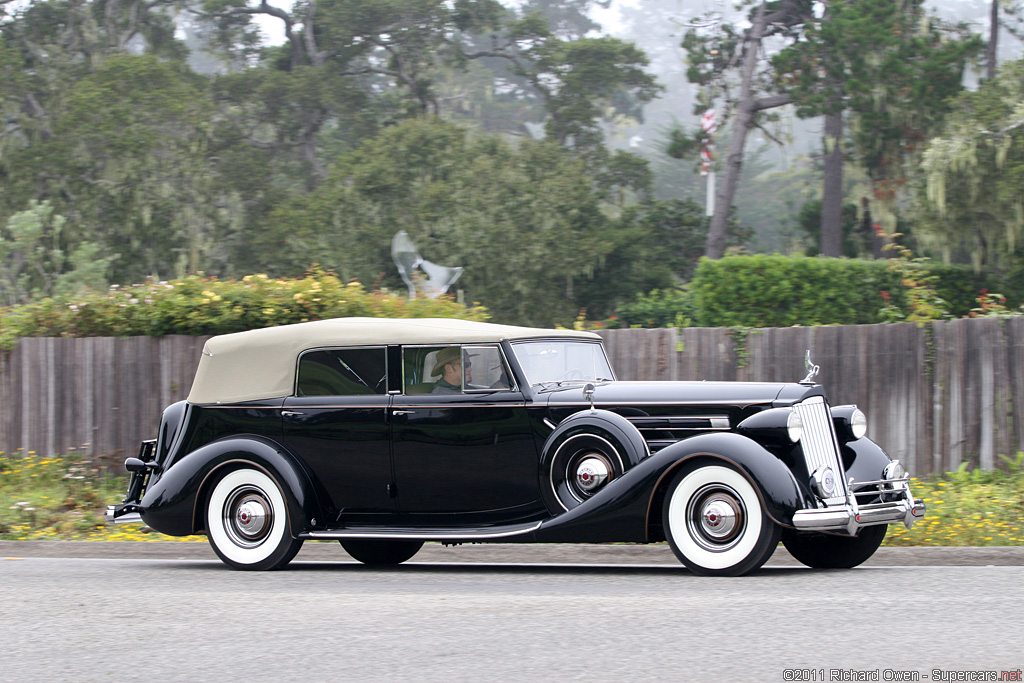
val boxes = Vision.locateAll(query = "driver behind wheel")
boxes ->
[431,347,471,393]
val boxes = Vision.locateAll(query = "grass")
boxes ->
[883,454,1024,546]
[2,449,1023,545]
[0,451,197,542]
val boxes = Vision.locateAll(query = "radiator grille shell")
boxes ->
[792,396,848,505]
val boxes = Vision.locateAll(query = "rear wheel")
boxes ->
[206,467,303,571]
[340,540,424,565]
[782,525,887,569]
[663,463,780,576]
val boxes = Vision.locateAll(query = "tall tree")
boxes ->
[256,118,621,325]
[917,58,1024,268]
[678,0,978,259]
[679,0,807,259]
[772,0,979,255]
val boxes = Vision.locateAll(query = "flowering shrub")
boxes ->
[881,236,951,324]
[967,289,1024,318]
[0,269,488,349]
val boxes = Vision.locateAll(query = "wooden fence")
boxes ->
[0,336,211,468]
[598,318,1024,477]
[2,318,1023,475]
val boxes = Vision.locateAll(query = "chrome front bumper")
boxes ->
[792,476,926,535]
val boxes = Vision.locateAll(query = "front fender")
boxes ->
[841,437,894,484]
[140,436,320,537]
[534,432,814,543]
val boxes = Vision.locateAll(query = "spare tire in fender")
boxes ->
[540,409,648,513]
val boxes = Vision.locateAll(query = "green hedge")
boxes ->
[0,271,489,350]
[620,255,1013,329]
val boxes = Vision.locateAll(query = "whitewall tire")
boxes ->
[206,467,303,570]
[663,463,780,576]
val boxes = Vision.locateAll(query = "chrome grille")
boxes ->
[793,396,848,505]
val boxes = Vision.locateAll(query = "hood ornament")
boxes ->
[800,350,820,385]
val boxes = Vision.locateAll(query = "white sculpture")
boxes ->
[391,231,463,299]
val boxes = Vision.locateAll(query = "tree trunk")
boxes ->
[986,0,998,80]
[820,106,844,257]
[705,4,765,259]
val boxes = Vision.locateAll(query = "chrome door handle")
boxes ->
[392,410,416,415]
[281,410,304,417]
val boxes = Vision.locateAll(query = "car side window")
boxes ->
[464,345,514,392]
[402,344,514,394]
[296,348,387,396]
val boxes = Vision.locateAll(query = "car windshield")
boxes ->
[510,340,613,386]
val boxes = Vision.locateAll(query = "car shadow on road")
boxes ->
[164,560,816,577]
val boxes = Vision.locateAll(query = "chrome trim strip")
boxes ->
[389,403,530,409]
[302,521,542,541]
[635,426,730,435]
[555,401,771,407]
[628,415,731,428]
[205,402,532,410]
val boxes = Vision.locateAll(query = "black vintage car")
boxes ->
[107,317,924,575]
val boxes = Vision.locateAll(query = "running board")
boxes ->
[300,520,542,541]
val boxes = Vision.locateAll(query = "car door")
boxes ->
[279,346,397,523]
[390,344,544,524]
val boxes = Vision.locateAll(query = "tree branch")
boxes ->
[751,94,792,112]
[190,1,305,66]
[22,93,54,139]
[752,119,786,146]
[302,0,325,68]
[984,116,1024,136]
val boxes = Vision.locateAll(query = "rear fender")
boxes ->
[140,436,319,538]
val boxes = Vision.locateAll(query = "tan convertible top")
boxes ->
[186,317,600,404]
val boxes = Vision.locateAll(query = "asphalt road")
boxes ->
[1,543,1022,682]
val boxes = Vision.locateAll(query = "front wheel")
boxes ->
[782,525,887,569]
[206,467,303,571]
[663,463,780,576]
[340,540,424,565]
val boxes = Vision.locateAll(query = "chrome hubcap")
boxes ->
[575,455,611,493]
[699,496,739,539]
[224,488,273,548]
[687,485,745,552]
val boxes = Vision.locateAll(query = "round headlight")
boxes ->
[851,408,867,440]
[787,411,803,443]
[830,405,868,442]
[737,407,803,445]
